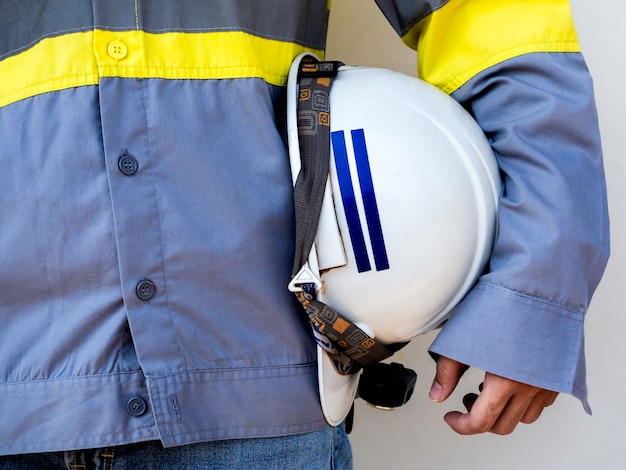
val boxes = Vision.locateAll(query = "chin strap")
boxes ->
[289,57,401,375]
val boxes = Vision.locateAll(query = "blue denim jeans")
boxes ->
[0,426,353,470]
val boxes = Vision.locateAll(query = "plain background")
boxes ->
[326,1,626,469]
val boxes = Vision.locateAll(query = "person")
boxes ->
[0,1,608,469]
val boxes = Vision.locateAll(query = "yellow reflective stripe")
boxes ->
[404,0,581,94]
[0,30,323,108]
[0,31,99,109]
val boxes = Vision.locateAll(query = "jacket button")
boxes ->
[108,40,128,60]
[136,279,156,301]
[127,397,148,417]
[118,151,138,176]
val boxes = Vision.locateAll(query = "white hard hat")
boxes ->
[287,53,501,426]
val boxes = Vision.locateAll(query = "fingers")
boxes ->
[462,392,479,412]
[442,373,559,435]
[429,356,469,403]
[520,389,558,424]
[430,356,559,435]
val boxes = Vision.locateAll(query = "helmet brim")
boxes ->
[317,346,361,426]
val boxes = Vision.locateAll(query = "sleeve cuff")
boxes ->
[429,281,591,414]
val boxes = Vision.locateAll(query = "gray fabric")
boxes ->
[374,0,449,36]
[0,0,329,59]
[0,78,325,455]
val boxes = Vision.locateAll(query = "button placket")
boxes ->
[97,43,181,371]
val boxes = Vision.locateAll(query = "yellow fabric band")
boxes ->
[403,0,581,94]
[0,30,323,108]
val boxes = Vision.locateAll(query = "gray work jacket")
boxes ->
[0,0,609,455]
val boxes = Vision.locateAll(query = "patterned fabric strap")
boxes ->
[291,58,399,375]
[291,56,339,276]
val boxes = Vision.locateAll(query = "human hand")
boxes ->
[429,356,558,435]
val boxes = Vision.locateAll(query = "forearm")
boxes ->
[431,51,609,411]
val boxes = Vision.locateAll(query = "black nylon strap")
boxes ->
[290,57,398,375]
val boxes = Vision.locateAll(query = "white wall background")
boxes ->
[326,1,626,469]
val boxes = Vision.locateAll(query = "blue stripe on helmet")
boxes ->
[331,130,371,273]
[351,129,389,272]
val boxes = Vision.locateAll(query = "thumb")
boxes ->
[429,356,468,403]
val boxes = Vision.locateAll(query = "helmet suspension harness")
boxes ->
[289,57,417,427]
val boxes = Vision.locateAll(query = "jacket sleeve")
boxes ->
[375,0,610,411]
